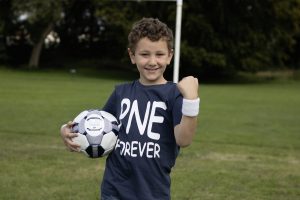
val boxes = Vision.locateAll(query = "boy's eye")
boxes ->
[138,52,166,57]
[140,53,149,57]
[156,53,165,57]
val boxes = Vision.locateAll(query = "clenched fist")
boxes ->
[177,76,199,99]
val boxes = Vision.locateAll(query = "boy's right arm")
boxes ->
[60,121,80,152]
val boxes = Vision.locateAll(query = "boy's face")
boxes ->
[128,37,173,85]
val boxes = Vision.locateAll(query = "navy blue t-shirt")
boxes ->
[101,80,183,200]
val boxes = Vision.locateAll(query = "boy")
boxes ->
[60,18,199,200]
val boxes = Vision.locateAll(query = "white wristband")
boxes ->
[182,98,200,117]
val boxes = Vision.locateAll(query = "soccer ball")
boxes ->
[71,109,119,158]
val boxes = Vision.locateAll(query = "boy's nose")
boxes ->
[149,56,157,66]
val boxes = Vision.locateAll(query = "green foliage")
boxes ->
[180,0,300,76]
[93,0,176,62]
[11,0,63,42]
[1,0,300,76]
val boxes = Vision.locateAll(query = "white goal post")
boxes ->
[173,0,182,83]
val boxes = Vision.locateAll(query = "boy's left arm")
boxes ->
[174,76,199,147]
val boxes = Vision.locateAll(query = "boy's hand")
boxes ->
[177,76,199,99]
[60,121,80,152]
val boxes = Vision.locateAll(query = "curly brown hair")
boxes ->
[128,18,174,53]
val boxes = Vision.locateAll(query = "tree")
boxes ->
[93,0,175,67]
[56,0,105,58]
[180,0,300,78]
[6,0,64,69]
[1,0,300,77]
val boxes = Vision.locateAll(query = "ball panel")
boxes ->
[86,134,103,145]
[85,145,105,158]
[72,123,79,133]
[101,132,118,150]
[73,110,89,123]
[72,134,89,151]
[78,118,87,134]
[103,118,113,133]
[102,147,114,156]
[100,111,118,123]
[84,113,104,136]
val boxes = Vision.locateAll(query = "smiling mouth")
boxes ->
[145,67,159,71]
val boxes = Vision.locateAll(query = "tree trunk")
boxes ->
[28,23,54,69]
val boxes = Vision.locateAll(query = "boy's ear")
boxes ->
[167,49,174,65]
[128,48,136,64]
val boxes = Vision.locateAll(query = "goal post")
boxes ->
[173,0,182,83]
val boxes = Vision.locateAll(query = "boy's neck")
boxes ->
[138,79,168,86]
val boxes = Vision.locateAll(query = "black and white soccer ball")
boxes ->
[71,109,119,158]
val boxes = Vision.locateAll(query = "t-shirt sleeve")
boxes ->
[102,88,117,117]
[172,87,183,127]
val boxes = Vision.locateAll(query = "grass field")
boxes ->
[0,67,299,200]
